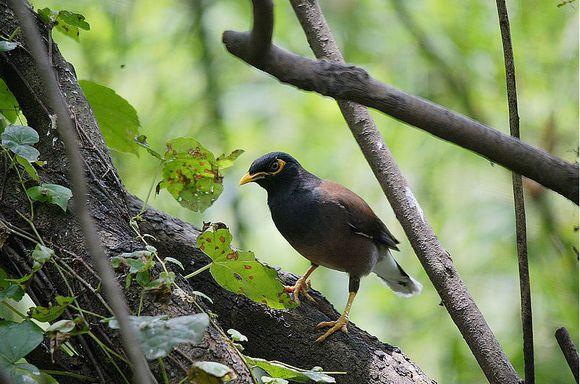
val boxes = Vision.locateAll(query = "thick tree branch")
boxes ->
[5,1,153,383]
[223,1,522,383]
[555,327,579,383]
[129,197,433,384]
[494,1,534,383]
[222,8,578,204]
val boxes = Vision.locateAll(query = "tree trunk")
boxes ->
[0,3,433,383]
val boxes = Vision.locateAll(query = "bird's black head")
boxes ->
[239,152,303,192]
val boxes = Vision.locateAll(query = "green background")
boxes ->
[33,0,579,382]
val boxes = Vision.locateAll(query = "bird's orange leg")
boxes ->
[284,264,318,304]
[315,291,357,343]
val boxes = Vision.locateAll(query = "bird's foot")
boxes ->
[315,316,349,343]
[284,278,314,304]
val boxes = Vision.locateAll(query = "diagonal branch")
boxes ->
[494,1,535,383]
[224,1,522,383]
[555,327,580,383]
[222,7,578,204]
[6,1,153,382]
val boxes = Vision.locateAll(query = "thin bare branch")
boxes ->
[223,0,522,383]
[495,1,535,383]
[555,327,580,383]
[222,16,579,204]
[5,1,152,382]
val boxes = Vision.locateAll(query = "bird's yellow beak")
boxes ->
[239,172,257,186]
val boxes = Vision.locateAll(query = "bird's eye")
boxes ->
[270,161,279,172]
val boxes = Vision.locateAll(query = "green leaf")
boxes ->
[79,80,140,155]
[29,295,74,322]
[31,244,55,270]
[261,377,289,384]
[0,79,18,123]
[38,8,90,41]
[216,149,244,169]
[190,361,234,381]
[190,290,213,303]
[111,249,155,276]
[198,225,296,310]
[0,283,24,302]
[15,155,39,181]
[148,271,175,288]
[158,138,223,212]
[227,328,248,342]
[27,184,72,212]
[1,125,40,162]
[108,314,209,360]
[124,258,147,274]
[164,257,184,270]
[0,269,24,302]
[245,357,336,383]
[58,10,90,30]
[0,40,18,52]
[39,372,59,384]
[2,362,41,384]
[0,320,44,363]
[251,367,269,384]
[135,135,162,160]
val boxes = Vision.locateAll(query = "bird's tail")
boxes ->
[372,250,422,297]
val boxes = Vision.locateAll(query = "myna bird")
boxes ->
[240,152,422,342]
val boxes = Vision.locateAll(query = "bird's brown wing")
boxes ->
[319,181,400,251]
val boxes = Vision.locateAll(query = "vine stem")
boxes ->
[1,219,37,244]
[158,358,169,384]
[183,263,212,279]
[3,148,34,219]
[137,289,145,316]
[130,217,169,274]
[40,369,95,382]
[87,331,130,365]
[15,210,42,245]
[2,300,28,319]
[137,165,161,217]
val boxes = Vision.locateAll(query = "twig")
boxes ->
[222,9,578,204]
[6,2,153,383]
[224,1,522,383]
[495,1,534,383]
[555,327,579,383]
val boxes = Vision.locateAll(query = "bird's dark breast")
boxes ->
[268,188,378,277]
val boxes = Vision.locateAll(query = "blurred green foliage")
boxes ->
[33,0,578,382]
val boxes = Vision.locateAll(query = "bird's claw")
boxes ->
[315,317,349,343]
[284,278,315,304]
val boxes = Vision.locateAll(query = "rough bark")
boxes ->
[0,3,433,383]
[131,197,434,384]
[222,17,578,204]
